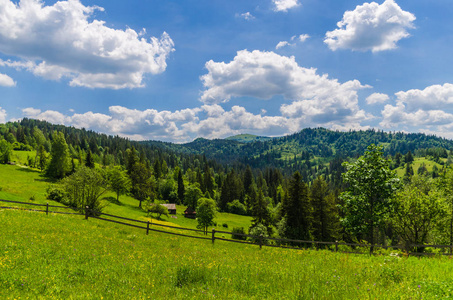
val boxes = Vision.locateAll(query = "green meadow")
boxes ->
[2,209,453,299]
[2,151,453,298]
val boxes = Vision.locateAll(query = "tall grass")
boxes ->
[2,209,453,299]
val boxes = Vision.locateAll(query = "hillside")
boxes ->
[226,134,273,143]
[2,208,453,299]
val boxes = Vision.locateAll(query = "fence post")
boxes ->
[46,202,49,215]
[146,221,150,235]
[85,206,89,220]
[212,229,216,244]
[259,234,263,249]
[335,240,338,252]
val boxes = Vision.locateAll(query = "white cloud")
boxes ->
[380,83,453,131]
[200,49,371,126]
[325,0,415,52]
[0,73,16,86]
[366,92,389,104]
[273,0,300,12]
[0,0,174,89]
[276,41,291,49]
[298,34,310,42]
[237,12,255,20]
[0,106,6,123]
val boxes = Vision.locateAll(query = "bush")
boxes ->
[46,185,67,203]
[248,223,269,244]
[222,223,228,228]
[227,199,247,215]
[231,227,246,240]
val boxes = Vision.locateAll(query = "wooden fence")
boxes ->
[1,199,452,257]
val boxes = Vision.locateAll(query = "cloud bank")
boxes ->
[0,0,174,89]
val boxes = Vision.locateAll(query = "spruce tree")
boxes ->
[45,132,71,179]
[281,171,312,241]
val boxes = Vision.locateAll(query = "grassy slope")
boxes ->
[2,209,453,299]
[0,158,252,233]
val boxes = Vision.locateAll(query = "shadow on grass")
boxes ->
[103,196,123,206]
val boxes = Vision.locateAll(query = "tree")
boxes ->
[310,176,340,242]
[249,191,273,235]
[85,150,95,168]
[339,144,401,251]
[0,140,11,164]
[46,132,71,179]
[62,166,107,213]
[130,162,154,208]
[196,197,217,235]
[107,166,130,202]
[280,171,312,241]
[147,203,169,219]
[36,144,47,171]
[392,176,445,252]
[184,185,203,209]
[177,168,185,204]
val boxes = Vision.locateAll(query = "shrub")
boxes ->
[46,185,67,203]
[222,223,228,228]
[248,223,269,244]
[231,227,246,240]
[227,199,247,215]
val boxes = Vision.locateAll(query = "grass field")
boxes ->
[2,209,453,299]
[0,161,252,233]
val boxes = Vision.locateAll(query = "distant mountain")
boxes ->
[225,134,273,143]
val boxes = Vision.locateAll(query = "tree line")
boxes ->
[2,119,453,251]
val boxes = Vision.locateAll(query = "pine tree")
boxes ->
[281,171,312,241]
[250,190,273,235]
[177,169,185,204]
[85,150,95,168]
[310,176,340,242]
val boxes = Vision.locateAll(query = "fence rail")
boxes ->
[1,199,452,256]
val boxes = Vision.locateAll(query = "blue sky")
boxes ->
[1,0,453,142]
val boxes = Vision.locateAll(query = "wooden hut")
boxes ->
[161,204,176,215]
[184,207,196,219]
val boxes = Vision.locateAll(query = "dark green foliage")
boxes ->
[219,169,242,211]
[184,185,203,209]
[177,168,185,204]
[0,139,11,164]
[250,191,273,236]
[310,176,340,242]
[130,162,154,208]
[227,199,247,215]
[85,150,95,168]
[46,185,67,202]
[231,227,246,240]
[280,171,312,241]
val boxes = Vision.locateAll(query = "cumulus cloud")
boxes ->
[380,83,453,131]
[0,73,15,86]
[236,12,255,20]
[366,92,389,104]
[276,41,291,49]
[200,49,371,126]
[297,34,310,42]
[0,106,6,123]
[325,0,415,52]
[273,0,300,12]
[0,0,174,89]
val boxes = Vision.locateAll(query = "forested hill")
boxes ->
[141,127,453,169]
[3,118,453,177]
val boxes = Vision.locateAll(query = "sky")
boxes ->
[1,0,453,143]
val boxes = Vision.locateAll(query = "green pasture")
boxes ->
[1,209,453,299]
